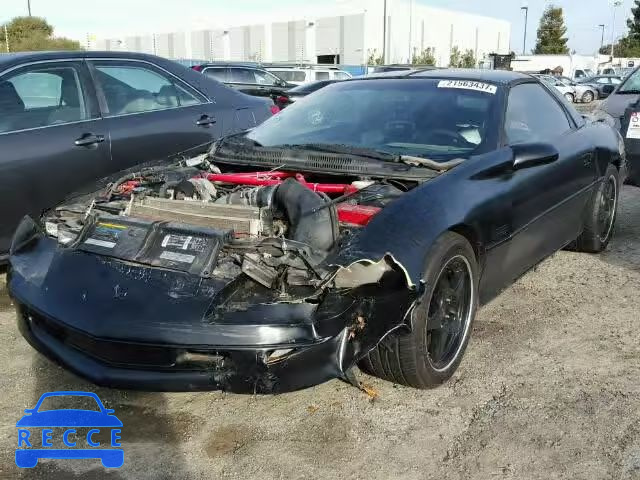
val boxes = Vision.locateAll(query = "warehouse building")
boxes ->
[92,0,511,67]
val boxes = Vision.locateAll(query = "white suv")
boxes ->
[267,67,351,85]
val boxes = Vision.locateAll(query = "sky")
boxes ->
[1,0,637,55]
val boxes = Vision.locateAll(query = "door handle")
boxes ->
[196,115,217,126]
[75,134,105,147]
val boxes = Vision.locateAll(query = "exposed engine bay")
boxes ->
[43,154,417,291]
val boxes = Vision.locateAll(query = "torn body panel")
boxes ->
[9,231,417,392]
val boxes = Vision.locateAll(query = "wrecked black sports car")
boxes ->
[8,70,625,393]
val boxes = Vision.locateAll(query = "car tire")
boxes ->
[359,232,478,388]
[564,92,575,103]
[581,91,594,103]
[575,164,619,253]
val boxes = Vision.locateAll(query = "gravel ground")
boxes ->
[0,183,638,478]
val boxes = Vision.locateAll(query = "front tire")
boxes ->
[564,92,575,103]
[575,164,619,253]
[359,232,478,388]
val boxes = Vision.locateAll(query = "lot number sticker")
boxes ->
[437,80,497,94]
[627,112,640,139]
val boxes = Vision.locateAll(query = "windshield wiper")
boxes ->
[617,89,640,94]
[394,155,465,172]
[271,143,397,161]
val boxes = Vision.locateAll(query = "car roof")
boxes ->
[362,68,531,85]
[0,51,171,69]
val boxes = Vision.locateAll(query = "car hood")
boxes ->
[16,410,122,427]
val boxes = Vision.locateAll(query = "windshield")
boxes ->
[618,68,640,92]
[245,79,500,160]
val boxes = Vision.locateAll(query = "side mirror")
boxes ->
[512,142,559,170]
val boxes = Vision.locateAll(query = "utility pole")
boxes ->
[4,24,9,52]
[521,5,528,55]
[599,24,605,52]
[27,0,32,16]
[382,0,387,64]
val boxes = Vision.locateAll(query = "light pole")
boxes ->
[521,5,528,55]
[408,0,413,64]
[27,0,31,16]
[611,0,622,60]
[599,24,605,52]
[382,0,387,64]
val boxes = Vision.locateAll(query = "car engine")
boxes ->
[42,155,410,291]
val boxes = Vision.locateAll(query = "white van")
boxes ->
[267,67,352,85]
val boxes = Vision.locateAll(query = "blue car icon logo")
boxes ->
[16,391,123,468]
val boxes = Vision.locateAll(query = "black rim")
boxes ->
[425,255,473,372]
[598,175,617,242]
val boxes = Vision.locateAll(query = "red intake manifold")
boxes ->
[205,171,360,195]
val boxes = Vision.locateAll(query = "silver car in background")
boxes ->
[533,74,578,103]
[557,76,598,103]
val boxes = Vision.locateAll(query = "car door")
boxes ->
[0,60,109,256]
[88,59,220,173]
[501,82,597,280]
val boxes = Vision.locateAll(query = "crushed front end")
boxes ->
[8,154,424,393]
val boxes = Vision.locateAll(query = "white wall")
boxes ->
[93,0,510,66]
[362,0,511,66]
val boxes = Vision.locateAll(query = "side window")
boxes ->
[611,77,622,85]
[92,62,202,116]
[333,71,350,80]
[596,77,610,84]
[229,68,255,84]
[315,71,330,81]
[204,68,228,82]
[253,70,279,86]
[505,83,572,145]
[0,64,87,134]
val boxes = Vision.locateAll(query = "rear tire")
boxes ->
[575,164,619,253]
[581,91,594,103]
[359,232,478,388]
[564,92,575,103]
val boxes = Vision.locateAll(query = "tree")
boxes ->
[0,16,82,52]
[628,0,640,44]
[366,49,384,66]
[411,47,436,66]
[449,46,476,68]
[534,5,569,54]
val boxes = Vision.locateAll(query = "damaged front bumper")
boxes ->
[8,217,416,393]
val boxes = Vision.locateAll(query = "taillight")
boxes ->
[191,65,203,72]
[276,95,289,105]
[270,105,280,114]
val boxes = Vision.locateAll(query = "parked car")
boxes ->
[594,65,640,186]
[192,63,293,104]
[0,51,272,261]
[534,74,577,102]
[9,69,624,393]
[600,66,635,78]
[265,66,351,85]
[556,76,598,103]
[275,79,341,109]
[577,75,623,99]
[572,68,594,80]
